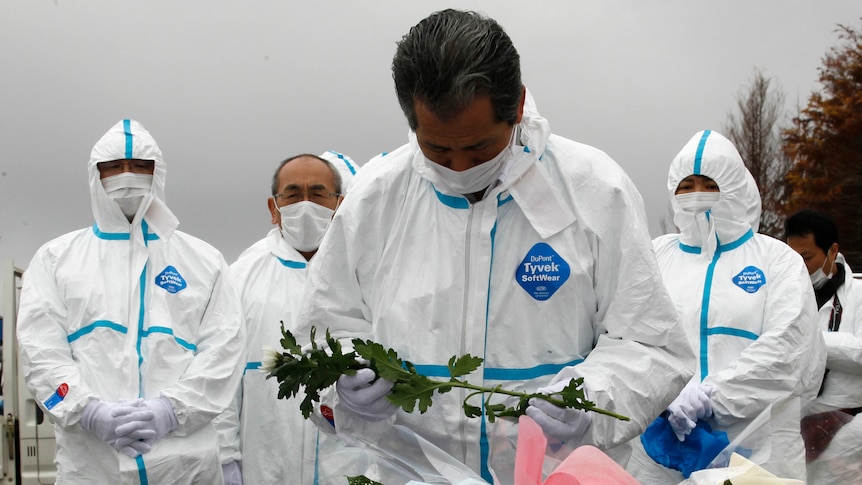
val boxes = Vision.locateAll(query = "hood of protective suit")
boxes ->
[319,150,360,195]
[668,130,761,259]
[89,119,178,239]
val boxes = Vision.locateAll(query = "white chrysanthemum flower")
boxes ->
[260,345,281,373]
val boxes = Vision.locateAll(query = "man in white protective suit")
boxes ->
[786,209,862,484]
[626,130,826,483]
[295,9,696,483]
[215,152,358,485]
[17,119,244,484]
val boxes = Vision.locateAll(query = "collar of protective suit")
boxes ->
[409,89,575,239]
[88,119,179,241]
[265,227,309,264]
[668,130,761,259]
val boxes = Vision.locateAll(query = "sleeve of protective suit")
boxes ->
[822,282,862,374]
[212,267,245,465]
[823,332,862,374]
[546,166,696,449]
[17,241,96,427]
[161,259,246,436]
[212,357,243,465]
[706,243,826,427]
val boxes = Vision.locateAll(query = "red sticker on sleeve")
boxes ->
[57,383,69,397]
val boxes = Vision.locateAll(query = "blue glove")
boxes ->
[222,460,243,485]
[336,368,396,421]
[525,379,592,444]
[117,397,178,444]
[667,380,715,441]
[81,399,155,456]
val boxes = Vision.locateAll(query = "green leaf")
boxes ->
[270,328,630,424]
[448,354,483,378]
[346,475,383,485]
[279,321,301,354]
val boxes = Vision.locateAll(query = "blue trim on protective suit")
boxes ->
[136,455,149,484]
[697,228,755,381]
[142,326,197,352]
[693,130,711,175]
[124,119,133,159]
[411,361,581,381]
[699,248,720,380]
[680,243,701,254]
[92,224,130,240]
[92,223,159,241]
[678,229,753,254]
[67,320,128,343]
[498,194,513,206]
[313,429,320,485]
[484,359,584,381]
[409,364,452,378]
[245,361,261,376]
[137,263,146,396]
[327,150,357,175]
[706,327,759,341]
[277,257,307,269]
[432,185,470,209]
[719,230,753,251]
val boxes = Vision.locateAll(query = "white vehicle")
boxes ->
[1,260,57,484]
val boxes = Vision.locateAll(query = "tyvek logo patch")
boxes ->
[516,243,570,301]
[733,266,766,294]
[156,265,187,294]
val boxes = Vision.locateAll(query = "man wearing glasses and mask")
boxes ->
[215,152,358,485]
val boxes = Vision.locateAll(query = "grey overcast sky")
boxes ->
[2,1,860,267]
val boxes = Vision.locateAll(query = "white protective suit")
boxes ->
[805,254,862,484]
[215,151,359,484]
[17,119,244,484]
[296,91,696,482]
[628,130,827,483]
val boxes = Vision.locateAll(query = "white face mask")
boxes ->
[101,172,153,219]
[810,252,834,289]
[278,201,335,252]
[675,191,721,214]
[423,127,516,195]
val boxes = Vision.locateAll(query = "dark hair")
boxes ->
[785,209,839,254]
[271,154,343,196]
[392,9,523,131]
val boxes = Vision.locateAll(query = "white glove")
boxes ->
[525,379,592,444]
[336,368,396,421]
[222,460,242,485]
[117,438,153,458]
[125,397,179,443]
[667,380,715,441]
[81,399,156,456]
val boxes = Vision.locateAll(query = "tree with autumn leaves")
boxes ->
[783,20,862,268]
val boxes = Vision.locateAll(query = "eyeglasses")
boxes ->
[97,159,155,177]
[273,188,341,206]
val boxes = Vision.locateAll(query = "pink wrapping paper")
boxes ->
[515,416,641,485]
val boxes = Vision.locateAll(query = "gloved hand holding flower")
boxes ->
[526,379,592,445]
[336,368,397,421]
